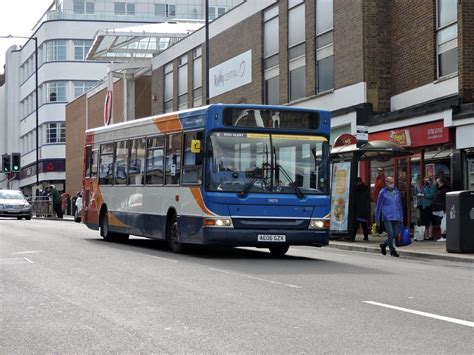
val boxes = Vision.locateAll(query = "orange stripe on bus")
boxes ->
[153,114,183,132]
[108,212,130,228]
[190,187,215,216]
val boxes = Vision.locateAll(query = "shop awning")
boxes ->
[331,140,411,160]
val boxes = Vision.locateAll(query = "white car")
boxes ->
[0,189,32,220]
[74,195,82,223]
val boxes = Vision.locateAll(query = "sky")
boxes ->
[0,0,53,72]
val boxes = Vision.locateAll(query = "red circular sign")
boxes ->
[333,134,357,147]
[103,90,113,126]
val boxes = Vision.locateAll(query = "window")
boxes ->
[114,140,128,185]
[264,5,279,104]
[46,40,67,61]
[209,6,226,20]
[164,62,174,113]
[288,1,306,101]
[437,0,458,78]
[155,3,176,17]
[146,136,165,184]
[128,138,146,185]
[316,0,334,92]
[74,81,96,98]
[46,81,66,102]
[45,122,65,144]
[114,2,134,15]
[165,133,182,185]
[193,47,202,107]
[74,40,92,60]
[99,143,114,185]
[178,55,188,110]
[85,147,98,178]
[73,0,94,14]
[182,131,204,184]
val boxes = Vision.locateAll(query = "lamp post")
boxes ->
[1,34,39,187]
[205,0,209,105]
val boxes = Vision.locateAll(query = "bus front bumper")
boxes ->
[201,228,329,247]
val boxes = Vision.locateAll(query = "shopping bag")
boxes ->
[414,225,425,241]
[395,224,412,247]
[371,223,378,235]
[440,214,447,234]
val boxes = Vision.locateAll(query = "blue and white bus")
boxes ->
[82,104,330,256]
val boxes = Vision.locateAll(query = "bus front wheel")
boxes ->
[167,213,185,253]
[269,245,289,257]
[100,208,129,242]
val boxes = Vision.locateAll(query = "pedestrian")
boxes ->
[375,176,404,257]
[431,175,450,242]
[47,185,63,219]
[350,177,370,242]
[417,176,437,240]
[373,167,386,235]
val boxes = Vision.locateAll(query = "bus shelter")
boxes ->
[329,138,411,238]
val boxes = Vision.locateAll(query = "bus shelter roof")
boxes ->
[87,21,204,61]
[330,140,411,160]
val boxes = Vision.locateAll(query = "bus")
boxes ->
[82,104,331,256]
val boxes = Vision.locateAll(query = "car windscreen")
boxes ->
[0,191,25,200]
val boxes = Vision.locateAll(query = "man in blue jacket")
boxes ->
[375,176,404,257]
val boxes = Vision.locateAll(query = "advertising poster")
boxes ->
[425,163,435,179]
[330,161,351,233]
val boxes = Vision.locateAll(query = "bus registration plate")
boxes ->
[257,234,286,242]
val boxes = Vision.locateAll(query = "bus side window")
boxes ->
[165,133,182,185]
[182,131,203,184]
[114,140,128,185]
[146,136,165,185]
[99,143,114,185]
[90,149,98,178]
[85,146,92,178]
[128,138,146,185]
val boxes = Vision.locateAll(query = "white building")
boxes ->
[0,0,241,194]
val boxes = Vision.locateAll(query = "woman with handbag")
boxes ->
[375,176,404,257]
[417,176,437,240]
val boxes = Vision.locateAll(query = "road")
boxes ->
[1,218,473,353]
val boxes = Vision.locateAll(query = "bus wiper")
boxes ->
[276,164,304,199]
[239,166,263,196]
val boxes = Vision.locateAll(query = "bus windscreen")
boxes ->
[223,108,319,129]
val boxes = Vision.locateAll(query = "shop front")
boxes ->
[367,120,452,228]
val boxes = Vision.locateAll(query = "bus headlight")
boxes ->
[203,217,234,228]
[309,218,330,230]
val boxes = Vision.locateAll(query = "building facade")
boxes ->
[0,0,241,194]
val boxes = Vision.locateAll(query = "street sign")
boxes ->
[356,125,369,142]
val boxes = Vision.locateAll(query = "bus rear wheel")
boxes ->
[100,208,129,242]
[167,213,185,253]
[269,245,289,257]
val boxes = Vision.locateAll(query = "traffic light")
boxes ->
[2,154,11,173]
[11,153,21,172]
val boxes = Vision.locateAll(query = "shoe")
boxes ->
[390,251,400,257]
[363,237,369,241]
[379,243,387,256]
[437,237,446,242]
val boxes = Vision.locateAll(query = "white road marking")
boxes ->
[24,257,34,263]
[135,252,179,263]
[364,301,474,328]
[12,251,41,255]
[209,268,302,289]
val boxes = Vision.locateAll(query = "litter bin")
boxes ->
[446,191,474,253]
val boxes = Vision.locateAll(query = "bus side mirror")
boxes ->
[191,140,201,153]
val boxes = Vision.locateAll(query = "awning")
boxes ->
[87,21,204,61]
[331,140,411,160]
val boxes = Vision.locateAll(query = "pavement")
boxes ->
[329,233,474,263]
[32,215,473,263]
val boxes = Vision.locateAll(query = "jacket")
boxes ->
[420,184,437,209]
[373,174,385,201]
[375,187,404,223]
[354,183,370,219]
[431,185,450,212]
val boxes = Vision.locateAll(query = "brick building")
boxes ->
[66,0,473,224]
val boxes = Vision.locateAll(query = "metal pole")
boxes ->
[205,0,209,105]
[34,37,39,187]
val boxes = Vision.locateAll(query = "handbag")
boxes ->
[414,225,425,241]
[371,223,378,235]
[395,223,412,247]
